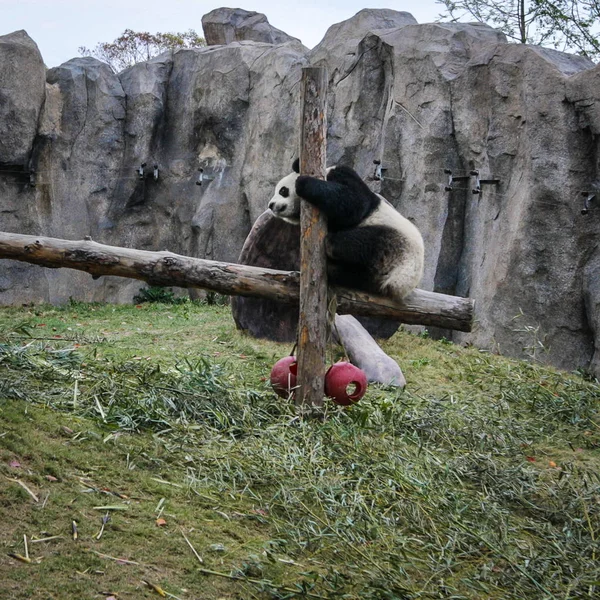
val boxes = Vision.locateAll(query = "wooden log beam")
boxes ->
[334,315,406,388]
[0,231,475,332]
[297,66,329,409]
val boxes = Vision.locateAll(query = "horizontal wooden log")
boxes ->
[0,231,474,332]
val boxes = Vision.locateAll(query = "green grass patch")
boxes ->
[0,302,599,599]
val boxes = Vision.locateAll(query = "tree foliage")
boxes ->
[79,29,205,72]
[437,0,600,59]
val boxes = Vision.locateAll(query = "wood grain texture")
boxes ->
[296,66,329,409]
[230,210,401,342]
[334,315,406,388]
[0,230,474,331]
[231,211,300,341]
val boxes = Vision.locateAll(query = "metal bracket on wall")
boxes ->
[370,160,405,183]
[581,191,596,215]
[0,165,37,187]
[471,170,500,195]
[444,169,471,191]
[196,168,215,186]
[137,163,159,181]
[372,160,388,182]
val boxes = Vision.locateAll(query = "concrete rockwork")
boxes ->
[0,9,598,377]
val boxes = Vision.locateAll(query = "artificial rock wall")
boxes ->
[1,9,600,375]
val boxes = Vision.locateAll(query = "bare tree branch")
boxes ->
[437,0,600,58]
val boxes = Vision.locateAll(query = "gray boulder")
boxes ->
[202,8,303,47]
[567,63,600,375]
[31,57,128,303]
[1,9,600,379]
[310,8,417,76]
[0,30,46,166]
[0,37,307,304]
[446,44,595,371]
[309,9,418,173]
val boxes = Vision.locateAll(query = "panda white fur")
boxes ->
[268,159,424,301]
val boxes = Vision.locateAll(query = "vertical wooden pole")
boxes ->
[296,66,328,409]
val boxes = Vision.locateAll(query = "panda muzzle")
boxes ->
[269,200,282,214]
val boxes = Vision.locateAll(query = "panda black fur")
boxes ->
[268,159,424,301]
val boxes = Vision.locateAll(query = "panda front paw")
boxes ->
[295,175,312,198]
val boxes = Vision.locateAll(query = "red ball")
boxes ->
[270,356,298,398]
[325,362,368,406]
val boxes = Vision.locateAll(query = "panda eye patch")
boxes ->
[279,186,290,198]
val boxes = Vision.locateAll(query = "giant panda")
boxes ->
[268,159,424,301]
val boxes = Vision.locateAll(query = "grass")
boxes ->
[0,299,599,599]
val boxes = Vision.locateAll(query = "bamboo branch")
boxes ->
[0,231,474,332]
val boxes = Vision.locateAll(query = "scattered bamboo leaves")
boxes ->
[30,536,63,544]
[91,550,139,565]
[181,529,203,564]
[8,553,32,564]
[142,580,183,600]
[142,579,167,596]
[96,512,110,540]
[0,302,599,599]
[6,477,39,502]
[195,566,330,599]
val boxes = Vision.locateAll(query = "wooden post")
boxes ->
[296,67,328,409]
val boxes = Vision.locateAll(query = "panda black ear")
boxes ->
[292,158,300,174]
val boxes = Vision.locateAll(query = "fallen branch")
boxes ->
[0,231,474,331]
[334,315,406,387]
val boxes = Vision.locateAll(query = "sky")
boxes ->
[0,0,444,68]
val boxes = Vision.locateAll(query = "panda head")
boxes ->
[268,158,301,225]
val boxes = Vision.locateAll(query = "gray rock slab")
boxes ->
[202,8,303,47]
[0,30,46,166]
[1,11,600,378]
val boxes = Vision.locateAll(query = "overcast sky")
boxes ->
[1,0,444,68]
